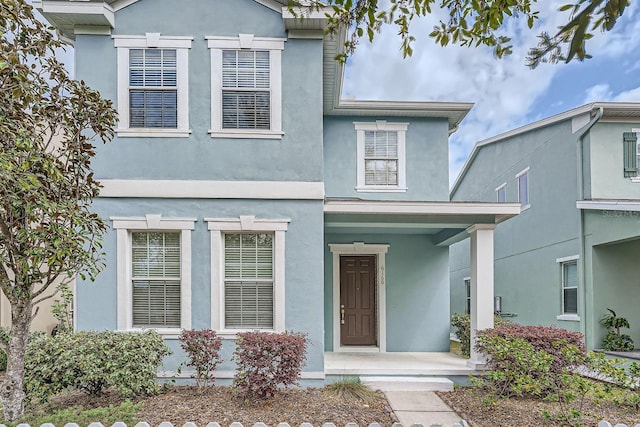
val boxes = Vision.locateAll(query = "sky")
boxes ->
[44,1,640,185]
[340,1,640,184]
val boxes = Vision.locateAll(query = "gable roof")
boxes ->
[450,102,640,196]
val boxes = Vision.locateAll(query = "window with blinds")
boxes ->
[129,49,178,128]
[224,233,274,329]
[364,130,399,186]
[131,232,181,328]
[222,50,270,130]
[562,261,578,315]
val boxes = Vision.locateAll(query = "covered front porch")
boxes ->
[324,199,521,368]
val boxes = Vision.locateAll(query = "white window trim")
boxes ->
[206,216,289,338]
[495,183,506,202]
[207,35,285,140]
[556,255,580,321]
[354,121,408,192]
[329,242,389,353]
[516,167,530,210]
[112,214,196,337]
[631,128,640,183]
[114,34,193,137]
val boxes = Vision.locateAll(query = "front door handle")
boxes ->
[340,304,345,324]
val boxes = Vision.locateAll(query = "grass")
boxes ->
[325,377,383,403]
[450,339,465,358]
[2,401,141,427]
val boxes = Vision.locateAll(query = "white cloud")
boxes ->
[342,0,640,185]
[613,86,640,102]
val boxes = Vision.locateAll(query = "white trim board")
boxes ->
[329,243,389,353]
[577,200,640,211]
[99,180,325,200]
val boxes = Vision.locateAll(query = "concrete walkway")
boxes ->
[384,390,468,427]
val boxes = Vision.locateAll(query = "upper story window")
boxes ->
[114,34,192,137]
[354,121,409,192]
[496,183,506,202]
[516,167,530,209]
[207,35,285,139]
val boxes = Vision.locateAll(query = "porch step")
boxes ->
[361,376,454,392]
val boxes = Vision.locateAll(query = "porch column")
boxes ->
[466,224,496,369]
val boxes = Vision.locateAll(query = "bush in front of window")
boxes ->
[232,330,308,399]
[23,330,171,405]
[179,329,223,391]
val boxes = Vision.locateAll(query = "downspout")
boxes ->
[575,106,603,346]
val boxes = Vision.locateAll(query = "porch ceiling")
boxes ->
[324,199,521,245]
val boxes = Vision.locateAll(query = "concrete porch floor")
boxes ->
[324,351,476,376]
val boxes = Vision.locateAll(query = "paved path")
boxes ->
[383,390,468,427]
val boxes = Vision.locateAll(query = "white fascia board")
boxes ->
[576,200,640,211]
[281,6,331,20]
[99,180,325,200]
[324,200,522,216]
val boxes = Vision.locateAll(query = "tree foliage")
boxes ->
[0,0,116,420]
[290,0,629,67]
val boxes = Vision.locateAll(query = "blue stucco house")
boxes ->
[450,103,640,352]
[35,0,519,381]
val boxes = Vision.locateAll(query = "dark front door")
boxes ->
[340,255,377,346]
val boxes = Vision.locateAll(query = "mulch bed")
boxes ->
[47,386,398,427]
[437,387,640,427]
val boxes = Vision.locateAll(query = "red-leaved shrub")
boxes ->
[477,323,586,375]
[233,331,308,399]
[179,329,223,390]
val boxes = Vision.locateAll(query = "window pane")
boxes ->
[224,233,274,329]
[222,91,270,129]
[518,172,529,205]
[365,159,398,185]
[563,262,577,288]
[563,288,577,314]
[131,232,181,328]
[497,186,506,203]
[129,48,178,128]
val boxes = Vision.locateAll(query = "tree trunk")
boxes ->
[0,301,32,421]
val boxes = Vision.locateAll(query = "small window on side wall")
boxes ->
[562,260,578,315]
[516,168,530,208]
[496,183,506,202]
[464,278,471,315]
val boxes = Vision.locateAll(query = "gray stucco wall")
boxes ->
[323,116,450,201]
[75,0,324,182]
[589,122,640,200]
[78,198,325,374]
[324,233,450,352]
[583,210,640,349]
[450,119,582,331]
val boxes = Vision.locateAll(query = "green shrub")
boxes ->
[450,313,509,357]
[24,330,171,404]
[233,330,307,399]
[600,308,634,351]
[12,401,141,427]
[326,377,383,403]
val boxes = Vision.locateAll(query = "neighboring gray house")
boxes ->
[36,0,519,381]
[450,102,640,350]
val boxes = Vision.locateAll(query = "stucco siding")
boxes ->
[323,116,450,201]
[450,119,583,331]
[589,122,640,200]
[77,198,325,374]
[324,233,450,352]
[75,0,324,183]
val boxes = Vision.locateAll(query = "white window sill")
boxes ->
[117,129,191,138]
[631,177,640,183]
[217,328,279,339]
[556,314,580,322]
[355,186,408,193]
[209,130,284,140]
[520,204,531,212]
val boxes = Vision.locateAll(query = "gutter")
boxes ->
[575,106,603,346]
